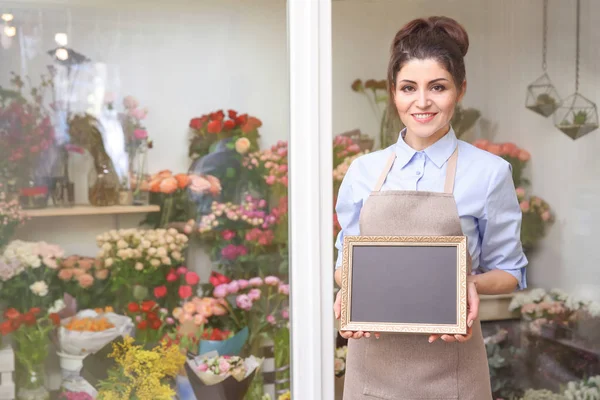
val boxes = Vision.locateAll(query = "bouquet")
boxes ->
[184,353,263,400]
[188,109,261,161]
[96,336,185,400]
[58,309,134,356]
[125,300,174,346]
[95,228,189,311]
[0,240,64,312]
[56,255,112,310]
[140,170,222,228]
[0,184,27,248]
[516,189,554,251]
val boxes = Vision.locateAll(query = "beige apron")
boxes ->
[342,146,492,400]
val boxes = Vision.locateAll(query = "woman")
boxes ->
[333,16,528,399]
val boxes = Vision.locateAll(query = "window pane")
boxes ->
[0,2,291,399]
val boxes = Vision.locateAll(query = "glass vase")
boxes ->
[88,160,120,207]
[18,175,49,210]
[17,363,49,400]
[131,142,150,205]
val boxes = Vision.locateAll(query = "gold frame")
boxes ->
[340,235,468,335]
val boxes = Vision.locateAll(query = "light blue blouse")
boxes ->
[334,127,528,290]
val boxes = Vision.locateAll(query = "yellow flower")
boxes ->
[278,390,291,400]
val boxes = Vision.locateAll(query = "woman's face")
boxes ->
[393,58,465,140]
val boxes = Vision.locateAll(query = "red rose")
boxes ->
[137,320,148,330]
[185,271,200,285]
[127,302,140,313]
[23,313,36,326]
[0,320,13,335]
[235,114,248,126]
[154,286,168,298]
[49,313,61,326]
[4,308,20,320]
[146,312,159,321]
[209,271,231,287]
[29,307,41,316]
[228,110,238,119]
[150,319,162,330]
[141,300,157,313]
[166,270,178,282]
[189,118,203,130]
[178,285,193,299]
[207,120,223,134]
[223,120,236,131]
[10,319,21,331]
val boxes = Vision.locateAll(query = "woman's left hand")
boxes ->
[428,278,479,343]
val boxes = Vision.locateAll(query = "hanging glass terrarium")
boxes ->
[525,0,560,117]
[553,0,599,140]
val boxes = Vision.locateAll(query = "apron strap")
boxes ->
[443,146,459,194]
[373,152,396,192]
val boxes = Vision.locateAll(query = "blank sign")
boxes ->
[340,236,467,335]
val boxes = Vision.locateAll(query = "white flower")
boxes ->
[565,295,584,311]
[529,288,547,303]
[150,259,160,267]
[49,298,65,314]
[550,288,569,301]
[104,258,114,268]
[30,281,49,297]
[156,247,167,258]
[161,257,171,266]
[117,239,128,249]
[147,248,157,256]
[172,251,182,261]
[135,262,144,271]
[586,302,600,318]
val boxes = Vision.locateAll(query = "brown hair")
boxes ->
[387,16,469,105]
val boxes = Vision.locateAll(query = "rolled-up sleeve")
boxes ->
[334,163,362,269]
[478,162,528,290]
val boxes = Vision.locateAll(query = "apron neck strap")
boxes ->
[372,145,459,193]
[443,146,459,194]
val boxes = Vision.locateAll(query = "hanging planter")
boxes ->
[553,0,599,140]
[525,0,561,117]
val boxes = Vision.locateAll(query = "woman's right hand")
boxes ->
[334,289,379,340]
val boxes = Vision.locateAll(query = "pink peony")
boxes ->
[248,277,263,287]
[278,284,290,295]
[213,284,229,299]
[265,276,280,286]
[237,279,249,289]
[236,294,253,311]
[227,281,240,294]
[248,288,261,301]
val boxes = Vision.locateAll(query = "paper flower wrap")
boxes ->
[184,354,263,400]
[58,310,134,356]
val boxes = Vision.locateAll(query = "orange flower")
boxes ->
[174,173,190,189]
[157,170,173,179]
[149,177,162,192]
[159,176,178,194]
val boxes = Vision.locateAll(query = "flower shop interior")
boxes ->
[0,0,599,399]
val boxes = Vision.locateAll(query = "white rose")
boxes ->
[156,247,167,258]
[117,239,128,249]
[167,228,178,236]
[30,281,49,297]
[104,258,114,268]
[235,137,250,154]
[102,242,112,252]
[49,299,65,314]
[30,257,42,269]
[166,235,174,244]
[135,262,144,271]
[161,257,171,266]
[117,249,127,259]
[172,251,182,261]
[150,259,160,267]
[169,243,177,251]
[147,247,157,256]
[141,240,151,249]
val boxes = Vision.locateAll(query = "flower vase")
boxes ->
[16,363,49,400]
[57,352,97,398]
[131,142,150,206]
[18,175,49,210]
[87,159,120,207]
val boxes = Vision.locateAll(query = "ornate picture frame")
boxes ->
[340,235,468,335]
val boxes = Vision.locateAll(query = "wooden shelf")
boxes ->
[24,204,160,218]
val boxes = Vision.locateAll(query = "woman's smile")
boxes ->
[411,112,438,124]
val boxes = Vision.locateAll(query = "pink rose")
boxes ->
[221,230,236,241]
[266,315,276,325]
[61,255,79,269]
[520,201,530,212]
[518,150,531,162]
[197,363,209,372]
[278,284,290,295]
[213,284,229,299]
[166,271,178,282]
[219,358,231,373]
[281,309,289,319]
[266,175,276,185]
[541,211,551,221]
[189,175,211,194]
[58,269,74,281]
[515,187,526,200]
[133,129,148,139]
[487,144,502,156]
[177,266,188,275]
[77,273,94,288]
[77,258,94,271]
[94,269,109,280]
[237,279,249,289]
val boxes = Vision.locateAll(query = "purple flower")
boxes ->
[248,288,262,301]
[236,294,253,311]
[213,284,229,299]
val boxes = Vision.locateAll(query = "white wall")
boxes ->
[2,0,599,299]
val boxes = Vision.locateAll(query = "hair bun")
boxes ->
[392,16,469,57]
[430,16,469,57]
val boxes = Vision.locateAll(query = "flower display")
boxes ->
[95,228,189,310]
[243,140,288,199]
[125,300,174,346]
[333,135,362,168]
[96,336,185,400]
[471,139,531,188]
[563,375,600,400]
[188,109,261,161]
[0,183,27,248]
[195,355,247,380]
[0,240,64,311]
[56,255,112,310]
[155,265,201,310]
[509,288,595,334]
